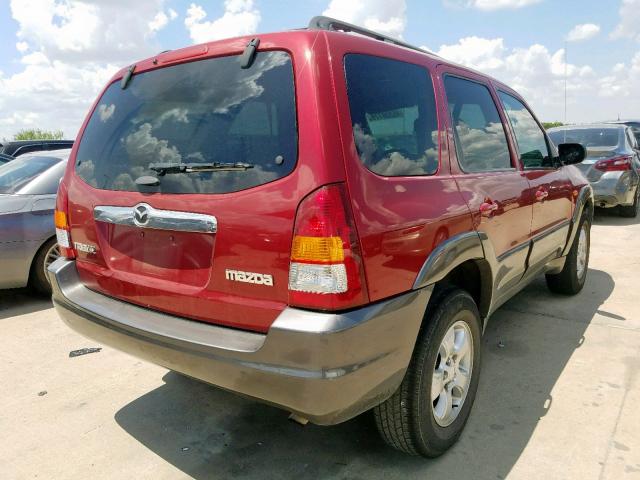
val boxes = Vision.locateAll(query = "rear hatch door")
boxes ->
[66,44,306,332]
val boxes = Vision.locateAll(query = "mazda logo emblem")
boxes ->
[133,204,150,227]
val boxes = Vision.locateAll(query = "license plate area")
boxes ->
[95,222,215,287]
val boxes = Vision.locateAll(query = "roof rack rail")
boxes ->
[308,16,436,56]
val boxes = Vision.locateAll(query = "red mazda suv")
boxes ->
[49,17,592,457]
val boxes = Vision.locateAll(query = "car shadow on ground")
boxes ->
[115,269,614,480]
[592,207,640,227]
[0,288,51,320]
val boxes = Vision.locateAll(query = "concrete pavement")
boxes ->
[1,209,639,479]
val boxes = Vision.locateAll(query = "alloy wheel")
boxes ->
[576,225,588,280]
[43,243,60,284]
[431,320,474,427]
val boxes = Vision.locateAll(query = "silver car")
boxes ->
[548,124,640,217]
[606,120,640,145]
[0,149,70,293]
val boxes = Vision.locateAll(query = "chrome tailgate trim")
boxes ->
[94,203,217,233]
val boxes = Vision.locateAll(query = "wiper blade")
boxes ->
[148,162,254,175]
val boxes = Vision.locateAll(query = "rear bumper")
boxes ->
[48,258,431,425]
[591,172,636,207]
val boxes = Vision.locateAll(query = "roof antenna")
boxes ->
[240,38,260,69]
[564,42,568,124]
[563,41,568,143]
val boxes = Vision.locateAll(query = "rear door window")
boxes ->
[498,92,553,168]
[444,76,512,172]
[344,55,439,176]
[75,51,297,194]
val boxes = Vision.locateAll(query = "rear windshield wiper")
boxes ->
[148,162,254,175]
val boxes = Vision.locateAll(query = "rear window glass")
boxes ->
[75,51,297,194]
[344,55,438,176]
[548,128,620,149]
[0,155,60,194]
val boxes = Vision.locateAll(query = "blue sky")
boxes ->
[1,0,639,139]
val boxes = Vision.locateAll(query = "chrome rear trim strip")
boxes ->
[94,203,217,233]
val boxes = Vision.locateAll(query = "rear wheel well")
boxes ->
[28,235,57,293]
[29,235,57,276]
[428,259,492,326]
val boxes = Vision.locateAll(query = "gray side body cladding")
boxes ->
[562,185,594,257]
[413,231,485,290]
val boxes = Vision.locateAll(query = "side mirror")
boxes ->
[558,143,586,165]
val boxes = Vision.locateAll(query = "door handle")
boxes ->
[535,189,549,201]
[480,201,499,217]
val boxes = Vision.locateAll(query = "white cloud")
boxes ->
[0,57,119,139]
[566,23,600,42]
[21,51,50,66]
[445,0,542,11]
[598,52,640,100]
[185,1,261,44]
[437,37,597,122]
[10,0,170,64]
[438,37,507,70]
[323,0,406,38]
[611,0,640,41]
[0,0,173,140]
[148,8,179,34]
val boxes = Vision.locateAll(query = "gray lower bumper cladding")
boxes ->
[48,259,431,425]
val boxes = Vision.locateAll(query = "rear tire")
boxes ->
[619,187,639,218]
[545,213,590,295]
[373,288,482,457]
[29,238,60,295]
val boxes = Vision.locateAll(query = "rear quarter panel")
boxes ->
[325,33,474,301]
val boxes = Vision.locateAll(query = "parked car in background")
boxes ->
[0,153,14,164]
[549,124,640,217]
[0,139,73,158]
[0,149,70,293]
[607,120,640,145]
[48,17,592,458]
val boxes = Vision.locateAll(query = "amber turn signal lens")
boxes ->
[291,235,344,263]
[54,210,68,229]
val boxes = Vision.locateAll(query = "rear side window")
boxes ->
[344,55,438,176]
[75,51,297,194]
[498,92,552,168]
[444,76,512,173]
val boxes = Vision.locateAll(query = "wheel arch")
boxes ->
[563,185,594,256]
[28,234,57,280]
[413,232,494,327]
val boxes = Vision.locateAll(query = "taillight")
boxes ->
[288,183,368,310]
[54,181,75,259]
[595,155,632,172]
